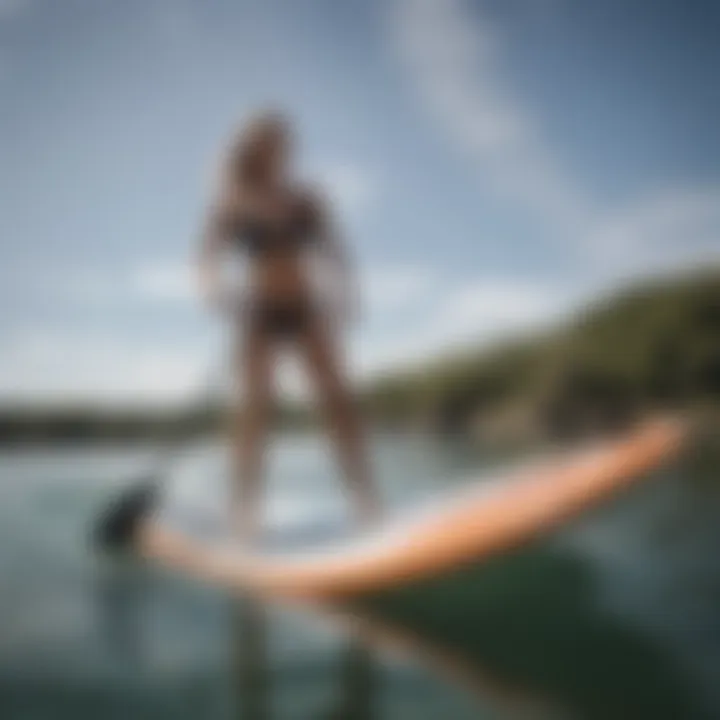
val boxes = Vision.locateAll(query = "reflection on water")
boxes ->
[94,563,146,668]
[231,599,376,720]
[355,546,705,719]
[0,434,719,719]
[232,599,270,720]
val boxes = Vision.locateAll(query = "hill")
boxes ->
[362,268,720,442]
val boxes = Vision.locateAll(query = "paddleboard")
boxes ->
[135,417,685,601]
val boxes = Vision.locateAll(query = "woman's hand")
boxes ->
[198,260,252,322]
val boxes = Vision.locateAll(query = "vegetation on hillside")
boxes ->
[362,268,720,441]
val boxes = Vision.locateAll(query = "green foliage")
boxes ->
[362,267,720,435]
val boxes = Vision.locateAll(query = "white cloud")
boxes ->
[390,0,594,234]
[363,265,437,312]
[388,0,720,276]
[586,186,720,280]
[133,260,195,302]
[0,273,569,404]
[0,330,218,406]
[0,259,201,308]
[354,276,570,377]
[434,279,565,334]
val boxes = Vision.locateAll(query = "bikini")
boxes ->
[235,197,319,338]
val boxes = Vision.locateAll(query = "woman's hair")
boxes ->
[225,110,291,189]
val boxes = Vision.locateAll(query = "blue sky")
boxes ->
[1,0,719,404]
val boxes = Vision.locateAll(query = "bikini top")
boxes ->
[234,194,319,258]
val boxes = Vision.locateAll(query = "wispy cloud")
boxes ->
[586,186,720,282]
[354,275,571,377]
[364,265,437,312]
[391,0,594,234]
[133,260,196,302]
[0,330,216,405]
[389,0,720,277]
[0,259,198,308]
[0,262,568,402]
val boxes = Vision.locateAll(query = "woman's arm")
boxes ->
[197,198,235,312]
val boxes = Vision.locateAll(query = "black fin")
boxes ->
[93,480,159,552]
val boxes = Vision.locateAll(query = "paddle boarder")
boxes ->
[198,111,380,538]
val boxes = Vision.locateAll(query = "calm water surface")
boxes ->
[0,433,718,719]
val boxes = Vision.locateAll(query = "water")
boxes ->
[0,433,719,719]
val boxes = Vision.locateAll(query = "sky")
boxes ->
[1,0,719,405]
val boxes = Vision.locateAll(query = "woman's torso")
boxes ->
[232,186,319,305]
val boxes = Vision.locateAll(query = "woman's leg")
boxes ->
[300,317,380,526]
[231,324,275,541]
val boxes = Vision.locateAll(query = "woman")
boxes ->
[198,112,379,539]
